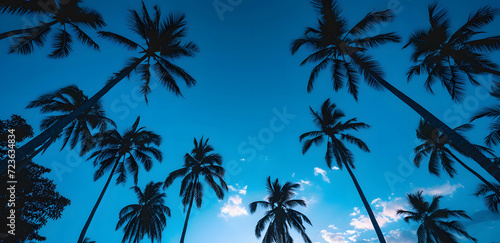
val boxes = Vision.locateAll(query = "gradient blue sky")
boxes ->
[1,0,500,242]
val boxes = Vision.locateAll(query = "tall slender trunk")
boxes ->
[0,20,58,40]
[77,159,120,243]
[180,176,198,243]
[1,55,147,173]
[282,233,286,243]
[348,53,500,184]
[344,161,386,243]
[448,151,500,197]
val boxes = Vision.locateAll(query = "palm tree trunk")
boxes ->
[344,161,386,243]
[180,176,198,243]
[282,233,286,243]
[348,53,500,184]
[77,159,119,243]
[0,20,58,40]
[0,55,147,174]
[448,151,500,197]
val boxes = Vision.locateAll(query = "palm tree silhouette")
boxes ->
[413,119,500,197]
[397,191,477,243]
[3,1,198,174]
[249,177,312,243]
[291,0,500,183]
[474,182,500,213]
[472,81,500,147]
[78,117,162,243]
[0,0,105,57]
[25,85,115,161]
[164,137,228,243]
[300,99,386,242]
[116,181,171,243]
[404,3,500,102]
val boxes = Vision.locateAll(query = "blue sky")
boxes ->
[1,0,500,242]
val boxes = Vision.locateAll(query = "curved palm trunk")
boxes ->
[180,176,198,243]
[77,159,119,243]
[448,151,500,197]
[344,161,386,243]
[348,54,500,184]
[0,20,58,40]
[0,55,147,174]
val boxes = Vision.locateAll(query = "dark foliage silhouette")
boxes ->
[398,191,477,243]
[78,117,162,243]
[291,0,500,184]
[116,181,170,243]
[472,81,500,147]
[404,3,500,101]
[413,119,500,197]
[26,85,115,159]
[474,182,500,213]
[164,137,228,243]
[0,0,105,57]
[249,177,312,243]
[300,98,386,242]
[0,115,70,242]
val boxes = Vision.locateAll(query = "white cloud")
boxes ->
[219,195,248,220]
[292,173,296,177]
[299,179,312,191]
[332,166,340,170]
[386,229,417,243]
[314,167,330,183]
[328,224,338,230]
[320,230,348,243]
[301,196,316,206]
[240,158,246,161]
[350,197,407,230]
[228,185,247,195]
[418,181,463,196]
[350,207,360,216]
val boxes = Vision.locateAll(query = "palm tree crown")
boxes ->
[291,0,401,100]
[397,191,477,243]
[26,85,115,156]
[413,119,492,177]
[404,3,500,101]
[249,177,312,243]
[1,0,105,57]
[89,116,162,185]
[474,182,500,213]
[300,98,370,169]
[471,81,500,147]
[98,2,199,101]
[116,181,171,243]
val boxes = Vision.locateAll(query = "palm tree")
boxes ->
[300,99,386,242]
[116,181,171,243]
[413,119,500,197]
[163,137,228,243]
[404,3,500,102]
[471,81,500,147]
[24,85,115,163]
[249,177,312,243]
[291,0,500,184]
[474,182,500,213]
[78,117,162,243]
[2,1,198,173]
[0,0,105,57]
[397,191,477,243]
